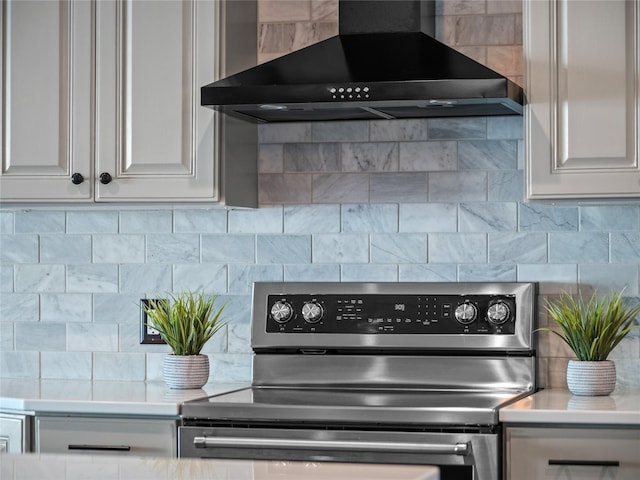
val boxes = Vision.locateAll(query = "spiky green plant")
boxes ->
[142,291,226,356]
[539,290,640,361]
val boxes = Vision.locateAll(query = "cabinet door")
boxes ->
[36,416,177,457]
[95,0,219,202]
[0,413,30,453]
[506,427,640,480]
[0,0,92,201]
[525,0,640,199]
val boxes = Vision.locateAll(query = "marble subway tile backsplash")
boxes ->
[1,115,639,390]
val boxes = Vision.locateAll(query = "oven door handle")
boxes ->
[193,436,470,456]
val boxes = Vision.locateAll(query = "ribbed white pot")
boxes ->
[566,360,616,396]
[163,354,210,389]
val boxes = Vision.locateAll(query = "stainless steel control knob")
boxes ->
[487,301,510,325]
[302,302,323,324]
[270,301,293,324]
[454,303,477,325]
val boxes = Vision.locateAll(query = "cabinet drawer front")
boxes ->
[507,427,640,480]
[36,416,176,457]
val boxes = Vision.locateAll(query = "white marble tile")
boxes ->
[40,234,92,264]
[0,234,38,263]
[41,293,92,322]
[41,352,92,379]
[67,265,118,293]
[0,293,39,322]
[93,234,145,263]
[15,265,65,293]
[93,352,146,381]
[342,204,398,233]
[67,323,118,352]
[173,264,228,294]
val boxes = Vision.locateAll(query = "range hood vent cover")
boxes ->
[202,0,523,123]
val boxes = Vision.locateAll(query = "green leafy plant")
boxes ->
[142,291,226,356]
[540,290,640,361]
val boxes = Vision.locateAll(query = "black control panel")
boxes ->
[266,294,516,335]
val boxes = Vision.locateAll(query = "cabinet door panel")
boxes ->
[96,0,218,201]
[525,0,640,198]
[0,0,92,200]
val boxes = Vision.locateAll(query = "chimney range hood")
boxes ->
[201,0,524,123]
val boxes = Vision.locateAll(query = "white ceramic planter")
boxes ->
[163,354,210,389]
[566,359,616,396]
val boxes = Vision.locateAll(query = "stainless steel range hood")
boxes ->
[202,0,524,123]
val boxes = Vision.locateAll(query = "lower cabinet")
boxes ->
[35,415,177,458]
[0,413,31,453]
[505,426,640,479]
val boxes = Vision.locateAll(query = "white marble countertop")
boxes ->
[500,389,640,425]
[0,379,249,416]
[0,454,439,480]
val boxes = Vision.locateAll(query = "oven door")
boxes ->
[179,425,499,480]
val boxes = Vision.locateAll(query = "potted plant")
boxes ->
[539,290,640,396]
[142,291,226,389]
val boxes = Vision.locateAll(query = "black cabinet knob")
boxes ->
[99,172,113,185]
[71,173,84,185]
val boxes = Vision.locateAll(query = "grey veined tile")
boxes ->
[427,117,486,139]
[549,233,609,263]
[312,174,369,203]
[284,143,340,172]
[66,211,118,233]
[458,140,517,170]
[284,205,341,234]
[399,203,457,233]
[611,232,640,263]
[341,142,398,172]
[459,203,517,232]
[489,233,547,264]
[370,234,427,263]
[312,121,369,142]
[0,235,38,264]
[370,173,428,203]
[228,206,283,233]
[67,265,118,293]
[342,204,399,233]
[41,293,92,322]
[146,234,199,263]
[173,209,227,233]
[369,119,428,142]
[40,234,92,264]
[313,234,369,263]
[429,233,487,263]
[520,203,578,231]
[15,211,65,233]
[256,235,311,264]
[580,205,640,231]
[429,172,487,202]
[93,235,145,263]
[399,141,457,171]
[0,211,14,234]
[258,123,312,144]
[15,265,65,293]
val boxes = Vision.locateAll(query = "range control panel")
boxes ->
[266,294,516,335]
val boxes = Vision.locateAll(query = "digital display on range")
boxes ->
[266,294,516,335]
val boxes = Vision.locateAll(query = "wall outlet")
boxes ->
[140,299,166,344]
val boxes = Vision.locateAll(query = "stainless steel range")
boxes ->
[180,282,538,480]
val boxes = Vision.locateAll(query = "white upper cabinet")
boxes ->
[1,0,257,205]
[0,0,93,200]
[525,0,640,199]
[95,0,218,202]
